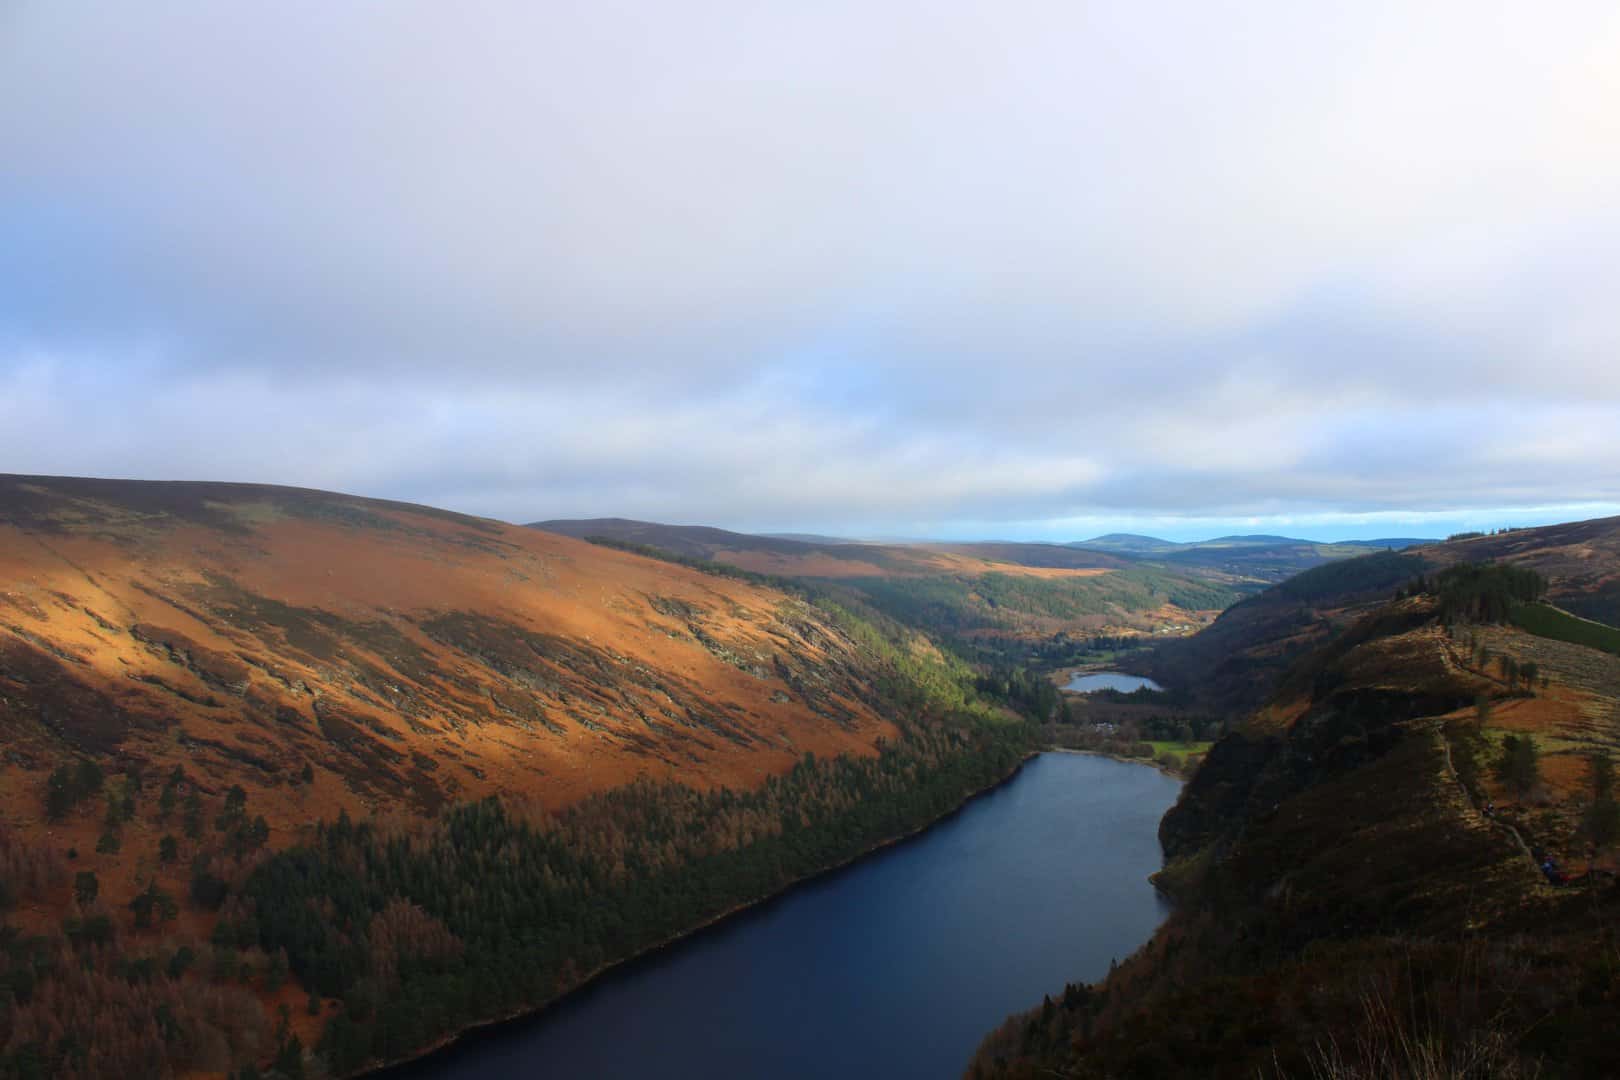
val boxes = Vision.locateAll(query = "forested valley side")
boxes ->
[1,581,1036,1080]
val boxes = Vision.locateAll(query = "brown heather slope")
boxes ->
[1142,514,1620,717]
[0,475,900,831]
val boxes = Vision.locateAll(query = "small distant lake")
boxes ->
[1063,671,1165,694]
[379,753,1179,1080]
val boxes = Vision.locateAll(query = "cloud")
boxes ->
[2,1,1618,535]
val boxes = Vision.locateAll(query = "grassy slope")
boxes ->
[1512,601,1620,655]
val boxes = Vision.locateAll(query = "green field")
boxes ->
[1147,740,1213,759]
[1510,602,1620,655]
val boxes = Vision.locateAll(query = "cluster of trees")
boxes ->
[243,708,1034,1073]
[42,763,104,823]
[1446,528,1524,542]
[5,759,306,1078]
[1496,733,1541,798]
[1454,629,1544,692]
[1403,562,1548,624]
[1044,713,1222,776]
[1510,600,1620,656]
[1492,654,1541,692]
[1272,551,1429,605]
[1585,753,1619,857]
[975,666,1061,721]
[0,914,290,1080]
[0,836,68,921]
[949,629,1145,670]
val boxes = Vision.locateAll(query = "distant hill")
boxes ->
[756,531,857,545]
[532,518,1237,650]
[1070,533,1183,555]
[1075,531,1434,551]
[1069,531,1437,586]
[1337,537,1435,549]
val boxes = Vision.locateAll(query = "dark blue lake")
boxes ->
[1064,671,1166,694]
[382,753,1180,1079]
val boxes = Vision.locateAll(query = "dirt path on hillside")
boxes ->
[1435,724,1543,883]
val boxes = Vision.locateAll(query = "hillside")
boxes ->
[533,518,1240,655]
[972,530,1620,1078]
[0,475,1035,1079]
[2,478,901,820]
[1142,515,1620,717]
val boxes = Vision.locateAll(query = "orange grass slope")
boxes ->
[0,475,900,835]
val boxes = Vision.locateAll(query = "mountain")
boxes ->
[1069,533,1184,555]
[1,475,1038,1077]
[1069,532,1441,586]
[1197,533,1305,545]
[974,518,1620,1078]
[2,479,901,818]
[755,531,857,545]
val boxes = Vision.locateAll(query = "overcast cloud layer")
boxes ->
[3,2,1619,540]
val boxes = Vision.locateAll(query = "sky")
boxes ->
[3,2,1619,543]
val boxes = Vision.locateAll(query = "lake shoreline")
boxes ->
[1044,744,1189,780]
[1058,667,1166,695]
[363,747,1050,1078]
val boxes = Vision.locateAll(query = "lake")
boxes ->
[1063,671,1166,694]
[380,753,1181,1079]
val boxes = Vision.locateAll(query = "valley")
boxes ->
[3,478,1616,1079]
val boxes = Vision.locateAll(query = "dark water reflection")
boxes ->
[381,753,1180,1079]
